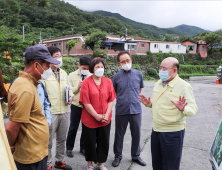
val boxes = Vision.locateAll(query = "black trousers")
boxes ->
[66,104,84,151]
[82,122,111,163]
[151,129,185,170]
[15,156,48,170]
[114,114,141,160]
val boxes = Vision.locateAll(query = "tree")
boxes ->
[83,30,107,51]
[164,34,176,42]
[66,39,78,57]
[179,35,190,42]
[204,33,221,52]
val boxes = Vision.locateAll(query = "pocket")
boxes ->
[158,109,178,124]
[48,95,58,108]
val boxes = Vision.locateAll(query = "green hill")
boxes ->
[172,24,209,36]
[91,10,187,40]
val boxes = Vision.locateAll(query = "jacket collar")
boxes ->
[159,74,179,88]
[19,71,39,87]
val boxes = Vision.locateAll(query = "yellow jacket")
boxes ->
[69,69,92,108]
[0,105,17,170]
[147,74,198,132]
[41,68,73,114]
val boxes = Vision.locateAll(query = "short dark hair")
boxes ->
[80,56,91,66]
[173,62,179,73]
[24,59,44,67]
[117,51,131,62]
[47,46,61,56]
[89,57,105,73]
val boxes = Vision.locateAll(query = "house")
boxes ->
[101,35,150,55]
[150,41,186,54]
[43,35,93,56]
[181,38,208,57]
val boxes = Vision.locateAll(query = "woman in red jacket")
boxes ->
[79,57,116,170]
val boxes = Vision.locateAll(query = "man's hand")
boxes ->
[171,96,188,111]
[10,146,15,154]
[77,80,83,90]
[139,94,151,106]
[66,97,73,105]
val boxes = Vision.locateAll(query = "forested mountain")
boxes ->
[91,10,187,39]
[0,0,154,43]
[172,24,209,36]
[91,10,209,38]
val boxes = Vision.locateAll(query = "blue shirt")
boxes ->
[112,68,144,115]
[37,84,52,126]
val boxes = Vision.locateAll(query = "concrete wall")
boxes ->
[150,43,186,53]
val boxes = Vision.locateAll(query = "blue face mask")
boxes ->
[159,71,170,81]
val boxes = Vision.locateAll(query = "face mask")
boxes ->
[81,70,89,76]
[37,63,52,80]
[54,58,62,68]
[95,68,104,77]
[122,63,132,71]
[159,71,171,81]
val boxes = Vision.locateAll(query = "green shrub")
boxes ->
[192,61,199,65]
[207,60,214,65]
[132,64,141,71]
[147,68,157,75]
[208,69,217,74]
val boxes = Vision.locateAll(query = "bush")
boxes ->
[132,64,141,71]
[192,61,199,65]
[207,60,214,65]
[147,68,157,75]
[208,69,217,74]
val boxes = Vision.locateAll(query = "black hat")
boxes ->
[25,44,60,65]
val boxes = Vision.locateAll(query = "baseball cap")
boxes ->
[24,44,60,65]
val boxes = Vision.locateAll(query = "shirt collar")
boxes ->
[19,71,39,87]
[52,68,60,73]
[159,74,179,88]
[122,68,132,73]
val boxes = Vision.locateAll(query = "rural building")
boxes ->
[43,35,93,56]
[181,38,208,57]
[150,41,186,54]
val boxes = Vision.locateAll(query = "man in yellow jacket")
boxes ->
[139,57,198,170]
[0,104,17,170]
[41,46,73,170]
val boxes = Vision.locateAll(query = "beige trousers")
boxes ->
[47,112,69,166]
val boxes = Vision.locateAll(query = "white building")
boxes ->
[150,41,186,54]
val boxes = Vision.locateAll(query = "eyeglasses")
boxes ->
[158,66,174,71]
[120,59,131,64]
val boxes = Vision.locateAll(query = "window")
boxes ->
[178,45,181,49]
[59,43,61,46]
[128,44,137,50]
[154,44,158,48]
[141,44,145,48]
[166,45,170,49]
[188,45,194,51]
[54,43,59,47]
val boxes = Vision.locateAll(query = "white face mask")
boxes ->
[54,58,62,68]
[81,69,89,76]
[37,63,52,80]
[95,68,104,77]
[122,63,132,71]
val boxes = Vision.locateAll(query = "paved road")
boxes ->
[4,80,222,170]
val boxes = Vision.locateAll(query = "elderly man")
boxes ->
[139,57,198,170]
[5,44,60,170]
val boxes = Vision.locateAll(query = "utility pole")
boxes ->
[40,31,42,44]
[23,26,25,42]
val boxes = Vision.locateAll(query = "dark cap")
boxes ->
[24,44,60,65]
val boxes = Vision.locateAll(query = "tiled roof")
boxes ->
[150,41,181,44]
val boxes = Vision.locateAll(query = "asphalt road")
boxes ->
[4,80,222,170]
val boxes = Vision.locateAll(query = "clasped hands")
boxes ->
[139,94,188,111]
[95,114,109,123]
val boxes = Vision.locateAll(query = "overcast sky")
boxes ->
[65,0,222,31]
